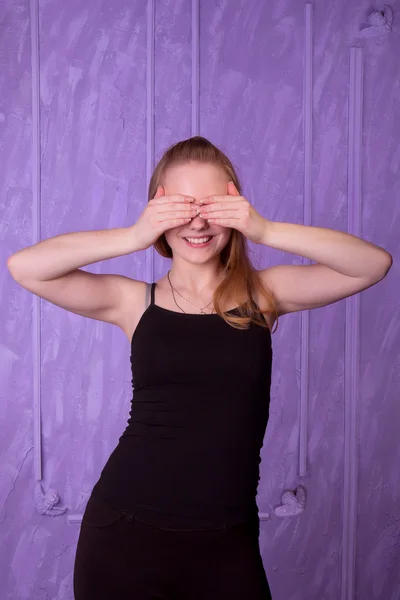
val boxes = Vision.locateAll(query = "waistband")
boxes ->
[91,487,259,533]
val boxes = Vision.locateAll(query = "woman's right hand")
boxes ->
[131,186,199,250]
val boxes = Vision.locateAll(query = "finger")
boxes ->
[205,218,236,227]
[199,195,241,205]
[199,201,241,214]
[164,217,194,229]
[156,202,198,212]
[151,194,195,205]
[157,205,199,218]
[158,209,198,222]
[200,211,241,220]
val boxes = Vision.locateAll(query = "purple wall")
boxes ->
[1,0,399,598]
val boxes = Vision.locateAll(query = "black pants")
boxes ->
[73,493,272,599]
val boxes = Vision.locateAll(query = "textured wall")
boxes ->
[1,0,399,599]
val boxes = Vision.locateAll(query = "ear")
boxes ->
[227,181,240,196]
[154,185,165,199]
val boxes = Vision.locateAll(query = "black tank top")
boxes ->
[92,281,273,530]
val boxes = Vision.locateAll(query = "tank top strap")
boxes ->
[150,281,156,305]
[144,282,156,310]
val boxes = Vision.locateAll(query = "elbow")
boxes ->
[7,254,23,281]
[377,252,392,280]
[7,254,16,274]
[383,251,393,272]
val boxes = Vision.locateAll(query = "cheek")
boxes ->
[164,227,179,243]
[218,227,232,240]
[216,229,232,248]
[161,231,175,253]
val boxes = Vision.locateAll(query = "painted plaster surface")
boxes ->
[1,1,398,598]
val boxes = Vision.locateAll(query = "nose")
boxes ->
[188,211,210,230]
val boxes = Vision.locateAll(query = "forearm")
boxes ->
[7,226,141,281]
[262,220,392,278]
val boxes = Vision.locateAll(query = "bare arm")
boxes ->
[7,226,141,281]
[7,226,145,329]
[6,190,197,331]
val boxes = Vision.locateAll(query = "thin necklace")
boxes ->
[167,270,215,315]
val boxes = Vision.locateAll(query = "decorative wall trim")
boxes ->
[341,46,363,600]
[359,4,393,39]
[30,0,68,518]
[270,1,313,521]
[146,0,155,285]
[191,0,200,135]
[299,1,313,478]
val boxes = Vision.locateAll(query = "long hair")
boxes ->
[148,136,279,333]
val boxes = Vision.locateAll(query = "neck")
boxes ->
[169,259,225,296]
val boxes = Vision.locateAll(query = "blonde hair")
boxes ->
[148,136,279,333]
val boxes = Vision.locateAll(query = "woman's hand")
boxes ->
[197,182,270,245]
[132,186,199,250]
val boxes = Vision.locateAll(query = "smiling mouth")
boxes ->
[183,236,214,246]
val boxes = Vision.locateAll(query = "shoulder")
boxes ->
[117,275,148,302]
[253,267,280,330]
[116,277,150,341]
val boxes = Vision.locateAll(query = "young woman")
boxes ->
[8,137,391,599]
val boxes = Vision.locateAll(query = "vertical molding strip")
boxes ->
[30,0,66,518]
[299,3,313,477]
[341,46,362,600]
[191,0,200,135]
[146,0,155,284]
[29,0,44,490]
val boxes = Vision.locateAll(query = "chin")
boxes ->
[173,250,219,264]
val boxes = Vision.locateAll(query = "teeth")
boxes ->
[185,237,212,245]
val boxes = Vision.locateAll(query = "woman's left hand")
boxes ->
[198,182,270,245]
